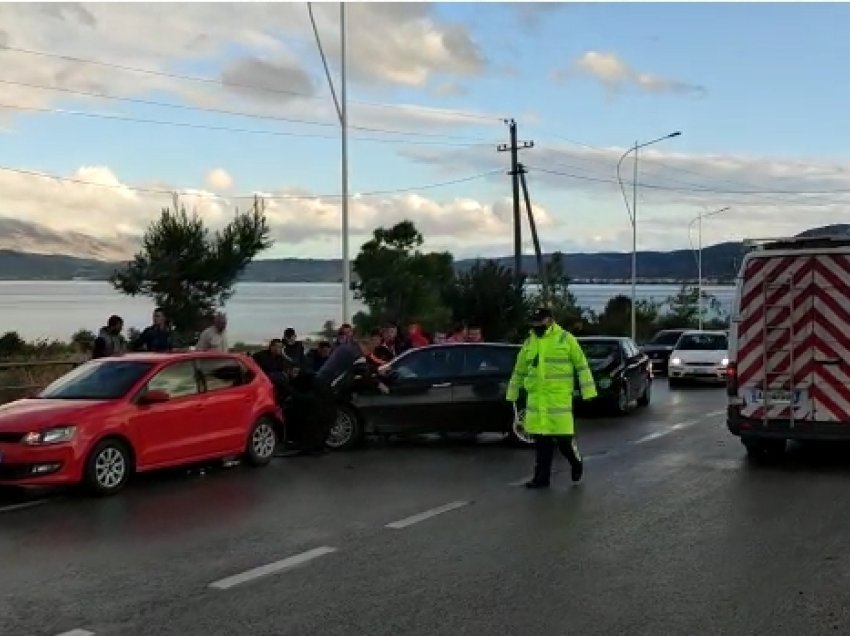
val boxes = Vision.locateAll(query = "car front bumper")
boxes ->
[0,443,81,486]
[727,406,850,441]
[668,365,726,383]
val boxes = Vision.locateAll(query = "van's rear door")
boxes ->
[810,253,850,423]
[736,253,814,423]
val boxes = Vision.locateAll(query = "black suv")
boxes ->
[640,329,687,375]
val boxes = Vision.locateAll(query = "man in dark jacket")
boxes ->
[92,315,128,359]
[307,341,332,373]
[283,328,307,369]
[132,307,174,352]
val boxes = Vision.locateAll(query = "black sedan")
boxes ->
[640,328,688,375]
[326,343,530,449]
[576,336,652,414]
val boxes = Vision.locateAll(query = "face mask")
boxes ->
[532,324,547,337]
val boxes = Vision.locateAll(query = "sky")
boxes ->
[2,1,850,262]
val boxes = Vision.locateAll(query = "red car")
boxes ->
[0,352,283,495]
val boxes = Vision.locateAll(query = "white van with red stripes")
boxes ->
[727,236,850,458]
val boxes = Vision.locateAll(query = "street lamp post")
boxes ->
[616,131,682,342]
[688,206,731,330]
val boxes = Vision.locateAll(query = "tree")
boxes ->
[0,331,26,358]
[444,260,528,342]
[70,329,96,353]
[110,195,272,342]
[657,284,723,330]
[591,295,659,342]
[352,221,454,333]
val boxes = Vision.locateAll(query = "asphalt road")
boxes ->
[3,382,850,636]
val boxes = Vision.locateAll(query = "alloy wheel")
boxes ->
[252,422,276,459]
[326,409,355,449]
[95,447,126,490]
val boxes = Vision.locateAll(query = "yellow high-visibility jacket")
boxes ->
[506,323,597,436]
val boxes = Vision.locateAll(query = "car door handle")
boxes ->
[431,382,451,388]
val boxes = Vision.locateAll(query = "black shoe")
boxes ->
[571,462,584,483]
[525,480,550,489]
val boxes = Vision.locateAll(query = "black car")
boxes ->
[576,336,652,414]
[326,343,530,449]
[640,329,688,375]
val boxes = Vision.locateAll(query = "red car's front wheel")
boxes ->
[84,438,133,496]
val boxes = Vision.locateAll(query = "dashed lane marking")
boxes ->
[633,430,672,444]
[55,630,95,636]
[385,501,469,529]
[508,475,533,487]
[0,499,50,514]
[208,546,338,590]
[706,409,726,417]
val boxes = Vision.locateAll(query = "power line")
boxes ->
[0,102,492,147]
[0,164,501,201]
[0,77,494,142]
[0,44,502,123]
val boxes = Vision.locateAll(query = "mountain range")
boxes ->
[1,219,848,283]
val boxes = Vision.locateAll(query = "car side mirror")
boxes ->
[140,389,170,405]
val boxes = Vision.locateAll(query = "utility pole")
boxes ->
[518,163,549,304]
[340,2,350,324]
[497,119,533,289]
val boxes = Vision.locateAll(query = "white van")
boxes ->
[668,330,729,387]
[727,235,850,458]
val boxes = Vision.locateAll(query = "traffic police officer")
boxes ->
[506,307,597,488]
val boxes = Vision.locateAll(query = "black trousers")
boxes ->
[532,435,582,484]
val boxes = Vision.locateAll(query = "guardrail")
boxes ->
[0,359,84,403]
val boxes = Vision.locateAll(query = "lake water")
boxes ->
[0,281,736,344]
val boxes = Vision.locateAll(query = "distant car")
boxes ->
[641,328,689,375]
[0,352,283,495]
[576,336,652,414]
[326,343,532,449]
[668,330,729,387]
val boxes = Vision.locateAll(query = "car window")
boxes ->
[197,358,247,392]
[39,360,154,400]
[580,341,621,360]
[393,348,464,381]
[676,334,728,351]
[623,340,639,358]
[651,331,684,346]
[463,346,518,376]
[146,361,200,399]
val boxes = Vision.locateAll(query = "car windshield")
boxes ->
[39,360,154,400]
[676,334,728,351]
[580,341,620,359]
[651,331,684,346]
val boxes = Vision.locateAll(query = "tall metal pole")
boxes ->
[631,141,638,342]
[510,120,522,289]
[340,2,350,324]
[519,165,548,303]
[698,212,703,330]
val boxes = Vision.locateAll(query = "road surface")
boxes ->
[2,383,849,636]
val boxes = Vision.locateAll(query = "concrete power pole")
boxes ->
[497,119,533,289]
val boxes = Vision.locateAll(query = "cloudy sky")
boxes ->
[1,2,850,261]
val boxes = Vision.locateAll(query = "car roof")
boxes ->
[577,336,625,342]
[95,351,247,363]
[680,330,727,336]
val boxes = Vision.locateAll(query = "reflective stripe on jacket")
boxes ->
[506,323,597,435]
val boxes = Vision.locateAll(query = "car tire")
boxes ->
[743,438,786,462]
[245,416,277,466]
[637,377,651,407]
[84,438,133,496]
[614,384,630,415]
[507,407,534,447]
[326,406,363,450]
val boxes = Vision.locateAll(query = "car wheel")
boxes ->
[245,416,277,466]
[614,384,630,415]
[507,407,534,447]
[743,438,786,462]
[84,438,132,496]
[326,406,363,450]
[637,377,651,407]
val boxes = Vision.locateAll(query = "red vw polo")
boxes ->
[0,352,283,495]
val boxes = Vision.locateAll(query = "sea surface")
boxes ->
[0,281,736,344]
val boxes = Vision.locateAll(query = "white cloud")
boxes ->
[555,51,705,97]
[205,168,234,192]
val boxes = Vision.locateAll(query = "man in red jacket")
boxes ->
[407,323,430,349]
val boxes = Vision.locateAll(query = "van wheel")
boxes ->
[326,406,363,450]
[84,438,132,496]
[743,438,786,462]
[245,417,277,466]
[637,378,651,407]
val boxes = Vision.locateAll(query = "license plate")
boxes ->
[756,389,793,403]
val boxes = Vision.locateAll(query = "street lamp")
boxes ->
[688,206,731,330]
[616,131,682,342]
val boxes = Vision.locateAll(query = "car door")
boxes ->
[196,357,255,455]
[365,347,462,434]
[623,339,647,400]
[452,345,519,434]
[130,360,204,468]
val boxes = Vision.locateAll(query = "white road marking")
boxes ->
[385,501,469,529]
[633,430,672,444]
[671,419,699,430]
[208,546,337,590]
[706,409,726,417]
[0,499,50,514]
[55,630,95,636]
[508,475,533,487]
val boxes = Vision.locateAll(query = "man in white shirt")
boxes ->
[196,312,229,352]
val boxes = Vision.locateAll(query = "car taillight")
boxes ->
[726,361,737,396]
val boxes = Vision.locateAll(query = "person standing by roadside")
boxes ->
[447,324,467,343]
[367,328,393,369]
[466,325,484,343]
[407,323,430,349]
[283,327,307,369]
[92,315,128,359]
[307,341,332,373]
[506,307,597,489]
[196,313,228,352]
[132,307,174,352]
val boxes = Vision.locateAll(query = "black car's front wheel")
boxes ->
[326,406,363,450]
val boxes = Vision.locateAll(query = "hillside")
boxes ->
[1,224,848,283]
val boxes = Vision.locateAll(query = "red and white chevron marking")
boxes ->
[736,253,850,423]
